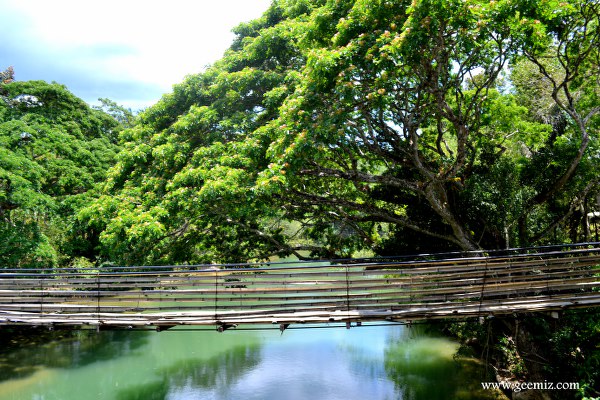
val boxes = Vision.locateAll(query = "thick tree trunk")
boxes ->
[424,181,478,251]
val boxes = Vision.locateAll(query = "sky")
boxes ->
[0,0,272,110]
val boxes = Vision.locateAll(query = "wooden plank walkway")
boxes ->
[1,243,599,330]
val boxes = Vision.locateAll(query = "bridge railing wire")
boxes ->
[0,242,599,328]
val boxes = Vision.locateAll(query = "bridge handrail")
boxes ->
[1,242,599,328]
[1,242,600,274]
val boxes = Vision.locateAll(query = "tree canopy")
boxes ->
[80,0,599,265]
[0,76,123,268]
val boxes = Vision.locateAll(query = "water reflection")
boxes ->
[115,343,262,400]
[384,326,496,400]
[0,324,501,400]
[180,325,399,400]
[116,325,400,400]
[0,328,148,381]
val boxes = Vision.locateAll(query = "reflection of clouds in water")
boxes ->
[337,325,401,386]
[116,343,263,400]
[187,326,400,400]
[1,324,491,400]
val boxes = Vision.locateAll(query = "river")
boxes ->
[0,322,503,400]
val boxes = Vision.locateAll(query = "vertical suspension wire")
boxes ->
[157,270,162,311]
[345,263,351,316]
[214,268,219,324]
[39,272,44,316]
[477,259,488,317]
[96,270,101,322]
[136,270,142,311]
[541,255,551,299]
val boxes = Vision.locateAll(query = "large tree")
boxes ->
[260,0,599,254]
[259,0,599,255]
[86,0,599,264]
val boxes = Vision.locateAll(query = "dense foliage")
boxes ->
[80,0,599,264]
[449,309,600,399]
[0,74,123,268]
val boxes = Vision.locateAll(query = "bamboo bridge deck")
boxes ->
[1,243,600,331]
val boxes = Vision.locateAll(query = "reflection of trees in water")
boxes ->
[383,326,495,400]
[116,343,262,400]
[0,328,149,381]
[338,342,388,383]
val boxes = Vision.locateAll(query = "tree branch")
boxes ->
[289,190,462,246]
[299,165,421,192]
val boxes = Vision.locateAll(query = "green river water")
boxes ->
[0,323,503,400]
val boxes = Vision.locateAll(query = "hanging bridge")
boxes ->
[1,243,599,331]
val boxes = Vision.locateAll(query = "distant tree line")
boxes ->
[0,72,128,268]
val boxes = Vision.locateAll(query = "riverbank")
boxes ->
[445,311,600,400]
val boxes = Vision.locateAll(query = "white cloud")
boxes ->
[0,0,272,108]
